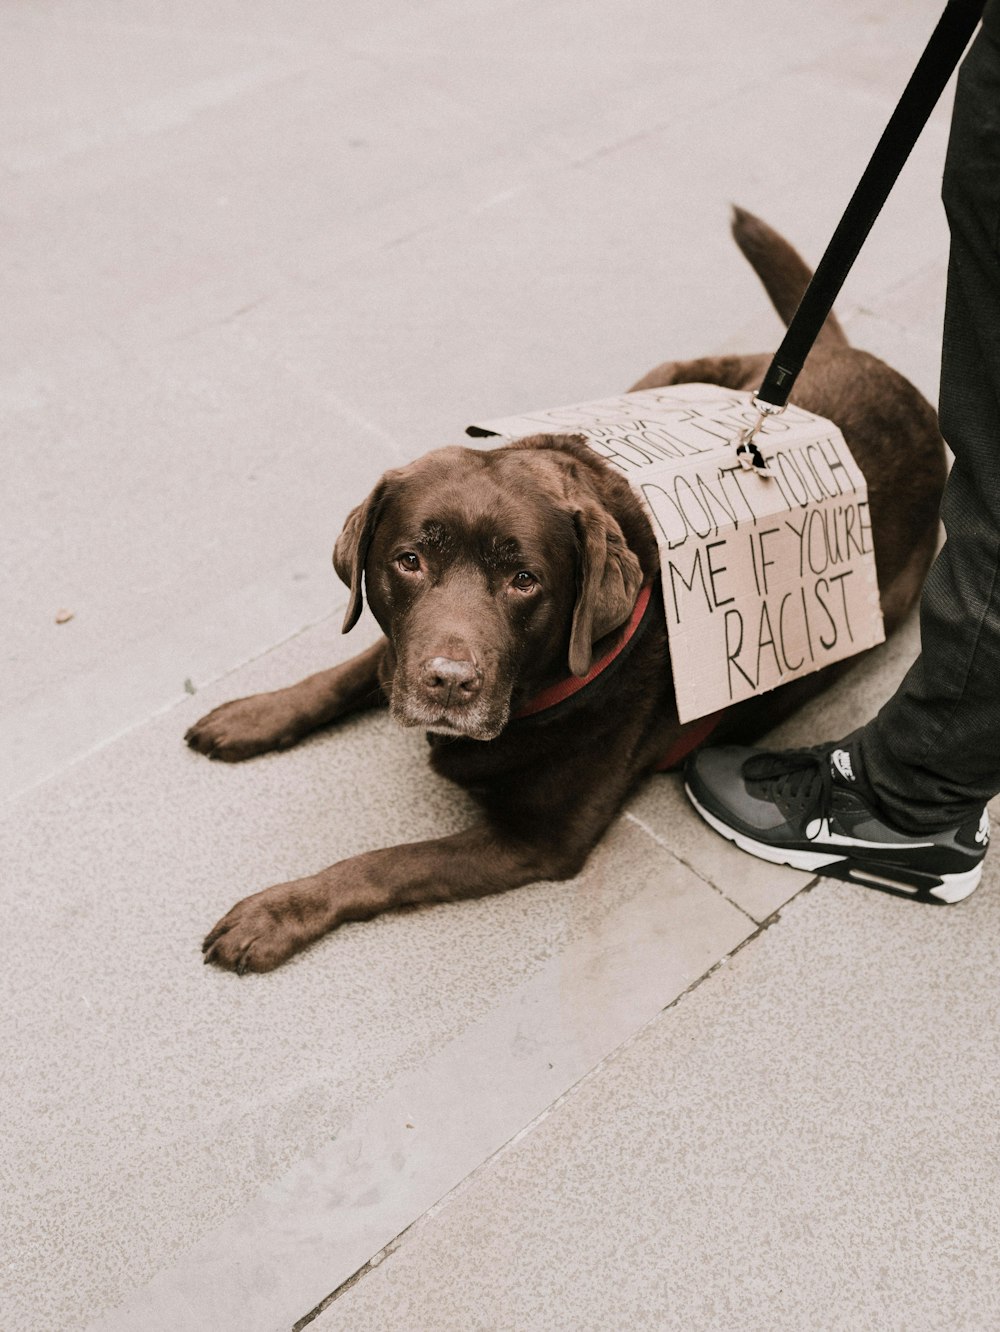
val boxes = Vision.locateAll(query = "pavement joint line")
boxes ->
[848,308,939,342]
[290,871,822,1328]
[271,349,409,457]
[194,305,409,456]
[563,27,865,181]
[861,254,946,305]
[290,1231,409,1331]
[623,807,762,926]
[168,291,274,342]
[0,601,348,812]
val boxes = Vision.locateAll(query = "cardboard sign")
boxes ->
[468,384,884,724]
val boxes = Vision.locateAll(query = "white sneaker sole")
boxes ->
[685,785,982,904]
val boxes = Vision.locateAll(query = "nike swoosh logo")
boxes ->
[805,818,934,851]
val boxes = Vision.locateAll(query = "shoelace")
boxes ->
[742,746,834,820]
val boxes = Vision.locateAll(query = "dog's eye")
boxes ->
[511,570,537,592]
[397,552,421,573]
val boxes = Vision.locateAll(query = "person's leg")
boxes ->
[856,10,1000,831]
[684,13,1000,901]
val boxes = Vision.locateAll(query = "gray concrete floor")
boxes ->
[3,1,998,1329]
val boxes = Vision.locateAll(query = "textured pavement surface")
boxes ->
[4,2,999,1329]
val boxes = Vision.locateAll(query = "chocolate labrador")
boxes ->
[188,209,945,972]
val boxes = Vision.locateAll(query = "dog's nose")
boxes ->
[420,656,483,701]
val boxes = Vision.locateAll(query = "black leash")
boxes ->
[737,0,985,472]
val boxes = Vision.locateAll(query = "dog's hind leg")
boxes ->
[185,638,388,762]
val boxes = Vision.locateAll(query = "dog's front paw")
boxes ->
[202,882,322,973]
[185,694,305,762]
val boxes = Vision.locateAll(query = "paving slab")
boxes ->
[319,860,1000,1332]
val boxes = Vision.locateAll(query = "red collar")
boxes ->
[653,708,724,771]
[514,583,654,720]
[513,579,724,769]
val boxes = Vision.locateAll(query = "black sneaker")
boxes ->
[685,742,988,904]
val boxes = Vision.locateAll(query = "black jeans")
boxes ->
[857,2,1000,832]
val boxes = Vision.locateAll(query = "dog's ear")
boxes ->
[333,478,390,633]
[568,503,644,676]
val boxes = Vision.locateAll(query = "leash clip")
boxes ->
[734,393,785,476]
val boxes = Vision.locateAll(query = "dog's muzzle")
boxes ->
[390,654,510,741]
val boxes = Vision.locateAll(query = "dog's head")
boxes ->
[333,435,644,740]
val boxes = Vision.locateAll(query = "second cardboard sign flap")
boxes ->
[468,384,884,724]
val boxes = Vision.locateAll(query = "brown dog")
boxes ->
[187,209,945,973]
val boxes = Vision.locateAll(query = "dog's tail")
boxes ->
[731,205,848,351]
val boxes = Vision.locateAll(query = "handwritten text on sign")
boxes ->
[468,384,884,723]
